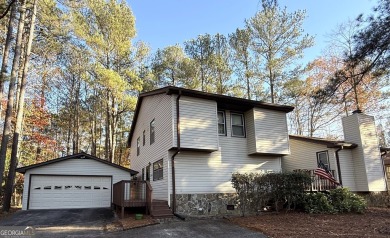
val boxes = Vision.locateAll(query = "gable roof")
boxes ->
[16,152,138,175]
[289,135,358,149]
[128,86,295,147]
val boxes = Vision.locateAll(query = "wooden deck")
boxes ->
[113,180,153,218]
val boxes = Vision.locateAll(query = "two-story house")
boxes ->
[128,86,294,216]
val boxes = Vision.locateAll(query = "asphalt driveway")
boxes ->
[0,208,116,237]
[0,208,115,227]
[0,209,265,238]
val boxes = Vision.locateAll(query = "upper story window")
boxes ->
[153,159,163,181]
[217,111,226,135]
[137,137,140,156]
[231,113,245,137]
[143,130,146,146]
[317,151,330,170]
[141,168,145,180]
[150,119,155,145]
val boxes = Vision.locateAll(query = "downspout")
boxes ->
[171,91,181,215]
[380,151,388,192]
[335,147,343,187]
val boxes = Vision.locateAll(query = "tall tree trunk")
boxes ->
[0,3,17,112]
[3,0,37,212]
[15,28,27,112]
[91,118,96,156]
[105,92,111,161]
[109,98,116,162]
[245,61,250,100]
[0,0,26,194]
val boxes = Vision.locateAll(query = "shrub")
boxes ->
[231,172,312,215]
[364,192,390,208]
[303,192,334,214]
[329,188,366,213]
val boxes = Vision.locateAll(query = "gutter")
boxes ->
[380,150,388,191]
[171,91,182,214]
[335,147,343,186]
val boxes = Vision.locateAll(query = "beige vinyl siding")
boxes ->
[282,138,357,191]
[173,96,219,150]
[342,114,386,191]
[338,149,357,191]
[342,115,368,191]
[282,138,338,173]
[173,110,282,194]
[22,159,131,210]
[130,93,173,200]
[245,109,257,154]
[253,108,290,155]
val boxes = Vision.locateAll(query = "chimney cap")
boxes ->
[352,109,363,114]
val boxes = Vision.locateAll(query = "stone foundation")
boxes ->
[173,193,240,216]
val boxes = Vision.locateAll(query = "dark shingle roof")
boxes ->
[16,152,138,175]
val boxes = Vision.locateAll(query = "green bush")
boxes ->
[231,172,312,215]
[329,188,366,213]
[303,192,334,214]
[364,192,390,208]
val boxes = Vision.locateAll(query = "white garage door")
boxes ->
[29,175,111,209]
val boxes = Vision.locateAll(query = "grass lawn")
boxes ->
[228,207,390,238]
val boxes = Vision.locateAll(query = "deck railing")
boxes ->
[294,169,338,191]
[113,180,153,217]
[146,181,153,215]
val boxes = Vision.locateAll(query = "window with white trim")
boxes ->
[317,151,330,170]
[150,119,155,145]
[231,113,245,137]
[137,137,140,156]
[153,159,163,181]
[217,111,226,135]
[143,130,146,146]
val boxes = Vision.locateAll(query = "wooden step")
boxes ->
[150,200,173,218]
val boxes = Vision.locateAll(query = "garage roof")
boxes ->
[16,152,138,175]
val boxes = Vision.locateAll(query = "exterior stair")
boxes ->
[151,199,174,218]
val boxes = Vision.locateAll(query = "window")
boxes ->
[153,159,163,181]
[217,111,226,135]
[231,113,245,137]
[317,151,330,170]
[44,186,51,190]
[84,186,91,190]
[54,186,62,190]
[143,130,146,146]
[146,164,150,181]
[94,186,100,189]
[142,168,145,180]
[150,119,155,145]
[137,137,140,156]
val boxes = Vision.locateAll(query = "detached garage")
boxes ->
[16,152,138,210]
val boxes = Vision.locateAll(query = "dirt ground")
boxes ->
[0,207,20,220]
[228,207,390,238]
